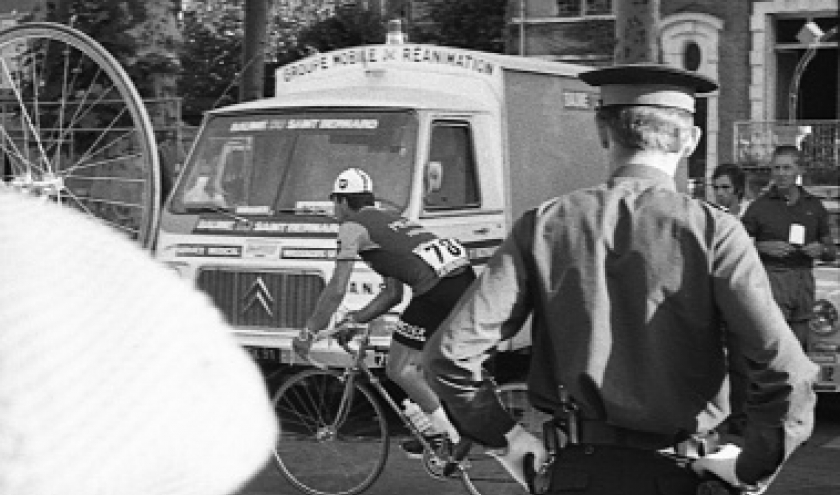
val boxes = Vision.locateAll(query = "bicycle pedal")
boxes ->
[442,458,468,477]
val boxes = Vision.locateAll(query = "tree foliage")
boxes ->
[271,6,387,67]
[415,0,508,53]
[270,1,508,65]
[178,9,243,124]
[37,0,182,97]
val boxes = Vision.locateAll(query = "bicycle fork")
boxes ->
[329,370,360,431]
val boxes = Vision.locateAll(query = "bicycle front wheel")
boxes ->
[460,381,552,495]
[273,368,390,495]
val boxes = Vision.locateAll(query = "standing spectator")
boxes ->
[742,145,837,348]
[424,65,818,494]
[711,163,751,217]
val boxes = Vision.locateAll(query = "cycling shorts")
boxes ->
[392,268,476,351]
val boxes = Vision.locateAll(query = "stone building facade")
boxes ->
[509,0,838,188]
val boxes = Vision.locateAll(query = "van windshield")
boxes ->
[169,110,418,216]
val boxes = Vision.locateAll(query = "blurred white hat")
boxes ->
[0,190,277,495]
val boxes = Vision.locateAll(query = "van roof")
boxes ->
[208,86,492,115]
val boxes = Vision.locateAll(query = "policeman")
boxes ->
[423,64,818,494]
[295,168,476,456]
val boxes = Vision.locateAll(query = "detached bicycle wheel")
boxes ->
[460,381,552,495]
[273,368,390,495]
[0,22,159,248]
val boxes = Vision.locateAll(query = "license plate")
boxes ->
[245,346,283,363]
[820,364,838,383]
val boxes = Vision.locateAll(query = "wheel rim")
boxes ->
[273,370,389,495]
[460,382,552,495]
[0,22,159,248]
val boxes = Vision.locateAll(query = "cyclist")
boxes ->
[294,167,476,457]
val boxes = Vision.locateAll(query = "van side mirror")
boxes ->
[425,161,443,193]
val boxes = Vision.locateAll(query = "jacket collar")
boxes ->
[767,185,813,200]
[609,164,676,190]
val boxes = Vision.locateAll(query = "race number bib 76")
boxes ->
[412,238,469,276]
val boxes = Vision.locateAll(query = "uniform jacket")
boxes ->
[424,165,818,485]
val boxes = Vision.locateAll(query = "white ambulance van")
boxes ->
[155,33,607,372]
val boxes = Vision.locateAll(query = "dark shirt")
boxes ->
[741,186,832,269]
[424,165,817,485]
[336,206,469,295]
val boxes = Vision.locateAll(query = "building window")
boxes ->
[557,0,613,17]
[683,42,702,71]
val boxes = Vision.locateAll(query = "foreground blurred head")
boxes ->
[0,189,278,495]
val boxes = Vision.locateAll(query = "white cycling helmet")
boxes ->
[331,168,373,196]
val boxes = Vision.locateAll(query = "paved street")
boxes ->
[237,398,840,495]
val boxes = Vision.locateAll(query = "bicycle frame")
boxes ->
[334,326,444,459]
[274,325,538,495]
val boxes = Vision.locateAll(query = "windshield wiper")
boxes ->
[183,204,252,224]
[274,207,334,217]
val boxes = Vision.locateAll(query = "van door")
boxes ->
[418,118,505,273]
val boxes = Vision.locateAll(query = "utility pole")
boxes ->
[613,2,696,189]
[519,0,526,56]
[613,0,660,64]
[240,0,268,102]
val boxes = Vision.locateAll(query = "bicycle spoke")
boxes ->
[60,189,100,217]
[0,22,159,247]
[0,56,52,172]
[273,370,389,495]
[460,382,551,495]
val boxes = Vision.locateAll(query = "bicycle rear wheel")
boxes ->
[273,368,390,495]
[460,381,552,495]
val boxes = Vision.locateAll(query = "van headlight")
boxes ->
[810,299,839,336]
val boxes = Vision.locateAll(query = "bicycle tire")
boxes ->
[460,381,552,495]
[273,368,390,495]
[0,22,159,248]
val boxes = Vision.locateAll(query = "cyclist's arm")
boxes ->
[352,276,403,323]
[305,258,354,333]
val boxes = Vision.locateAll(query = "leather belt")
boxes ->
[576,420,718,457]
[578,420,676,450]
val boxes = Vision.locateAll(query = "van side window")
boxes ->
[425,122,480,211]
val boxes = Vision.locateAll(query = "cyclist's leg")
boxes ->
[389,270,477,442]
[387,337,460,438]
[388,335,462,462]
[386,339,441,414]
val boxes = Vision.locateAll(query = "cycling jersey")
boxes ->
[336,206,470,296]
[336,206,475,349]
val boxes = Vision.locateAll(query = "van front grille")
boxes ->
[196,269,325,329]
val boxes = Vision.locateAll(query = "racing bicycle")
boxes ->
[271,323,550,495]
